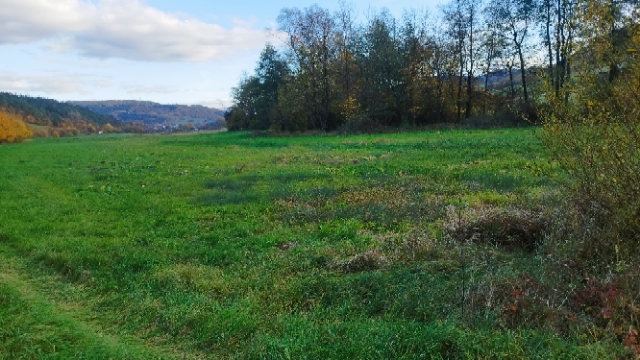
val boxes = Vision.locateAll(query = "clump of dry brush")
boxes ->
[441,204,549,252]
[444,199,640,356]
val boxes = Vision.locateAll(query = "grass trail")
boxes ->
[0,246,196,359]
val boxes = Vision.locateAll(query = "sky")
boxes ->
[0,0,445,108]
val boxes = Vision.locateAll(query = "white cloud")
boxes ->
[124,85,176,94]
[0,71,90,94]
[0,0,268,62]
[196,99,233,109]
[93,80,113,88]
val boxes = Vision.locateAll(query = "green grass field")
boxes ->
[0,129,623,358]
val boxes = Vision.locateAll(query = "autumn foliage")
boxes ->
[0,110,33,143]
[540,1,640,238]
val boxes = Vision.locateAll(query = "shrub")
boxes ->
[0,110,33,143]
[32,129,49,138]
[540,2,640,240]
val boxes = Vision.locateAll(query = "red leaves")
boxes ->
[624,329,640,356]
[624,329,638,347]
[573,282,621,320]
[512,289,521,300]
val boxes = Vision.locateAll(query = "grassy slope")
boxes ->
[0,129,616,358]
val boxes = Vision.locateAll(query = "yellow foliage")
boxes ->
[32,129,49,138]
[541,2,640,235]
[0,111,33,143]
[101,123,118,133]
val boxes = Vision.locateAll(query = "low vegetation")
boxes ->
[0,128,637,358]
[1,1,638,358]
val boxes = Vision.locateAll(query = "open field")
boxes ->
[0,129,625,358]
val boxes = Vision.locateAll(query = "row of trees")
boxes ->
[227,0,585,131]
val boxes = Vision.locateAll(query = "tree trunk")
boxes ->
[516,43,529,104]
[555,0,562,92]
[457,33,464,124]
[465,11,474,120]
[508,63,515,100]
[483,55,491,115]
[545,0,555,89]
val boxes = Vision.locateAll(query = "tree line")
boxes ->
[226,0,620,132]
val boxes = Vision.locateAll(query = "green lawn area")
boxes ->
[0,129,621,358]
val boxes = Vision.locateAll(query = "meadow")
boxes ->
[0,129,625,358]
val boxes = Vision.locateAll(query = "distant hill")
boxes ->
[0,92,119,128]
[70,100,225,129]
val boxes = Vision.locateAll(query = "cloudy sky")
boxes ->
[0,0,443,108]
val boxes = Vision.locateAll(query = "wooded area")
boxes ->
[226,0,637,133]
[0,93,124,140]
[71,100,225,128]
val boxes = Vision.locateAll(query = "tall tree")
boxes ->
[278,5,337,130]
[254,44,289,130]
[444,0,469,123]
[493,0,538,104]
[358,10,406,126]
[464,0,481,119]
[335,1,358,105]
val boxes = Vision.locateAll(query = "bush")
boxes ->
[0,110,32,143]
[540,4,640,240]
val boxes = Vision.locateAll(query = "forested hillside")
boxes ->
[0,93,123,140]
[0,93,118,127]
[71,100,225,129]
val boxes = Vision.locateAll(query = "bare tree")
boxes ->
[443,0,468,123]
[493,0,538,104]
[335,1,357,103]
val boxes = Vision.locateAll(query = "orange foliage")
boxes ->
[32,129,49,138]
[0,110,33,143]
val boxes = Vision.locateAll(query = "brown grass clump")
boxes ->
[442,205,548,251]
[333,250,389,273]
[276,241,298,252]
[338,188,410,208]
[372,229,438,262]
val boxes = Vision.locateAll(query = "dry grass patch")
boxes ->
[339,188,413,208]
[442,204,549,251]
[331,250,390,273]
